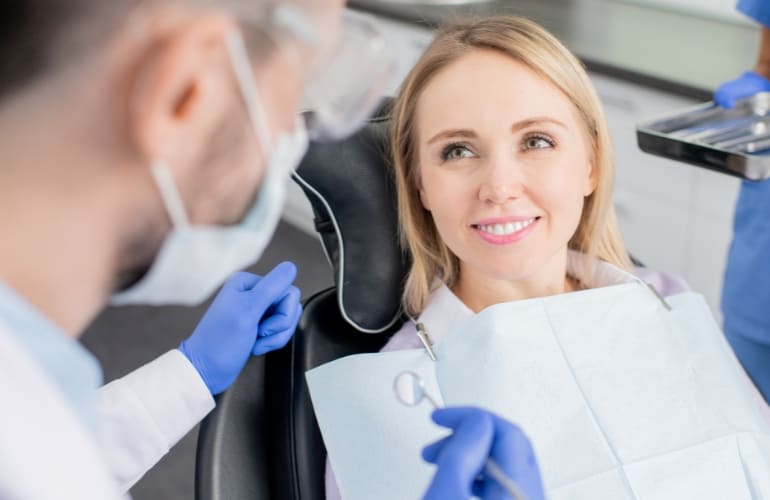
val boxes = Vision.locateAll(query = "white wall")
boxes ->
[620,0,752,24]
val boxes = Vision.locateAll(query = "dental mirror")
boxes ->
[392,370,529,500]
[393,370,439,408]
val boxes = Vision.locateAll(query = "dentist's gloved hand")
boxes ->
[422,407,545,500]
[714,71,770,109]
[179,262,302,395]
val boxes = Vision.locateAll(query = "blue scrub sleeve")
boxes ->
[722,179,770,402]
[738,0,770,27]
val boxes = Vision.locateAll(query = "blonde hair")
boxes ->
[391,16,632,317]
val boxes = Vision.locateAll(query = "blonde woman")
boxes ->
[311,16,770,500]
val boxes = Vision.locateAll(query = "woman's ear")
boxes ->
[128,13,237,163]
[584,159,599,197]
[418,185,431,211]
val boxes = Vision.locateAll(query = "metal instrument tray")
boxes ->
[636,92,770,180]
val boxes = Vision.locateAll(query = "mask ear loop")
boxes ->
[150,160,190,228]
[148,33,266,233]
[224,30,273,156]
[232,6,318,137]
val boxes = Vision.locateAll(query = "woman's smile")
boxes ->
[471,216,541,245]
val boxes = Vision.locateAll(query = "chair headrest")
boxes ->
[292,99,407,333]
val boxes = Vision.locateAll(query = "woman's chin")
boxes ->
[463,252,559,284]
[476,263,539,283]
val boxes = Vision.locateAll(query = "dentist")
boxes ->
[715,0,770,401]
[0,0,393,497]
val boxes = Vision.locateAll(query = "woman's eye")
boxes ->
[522,135,555,151]
[441,144,475,161]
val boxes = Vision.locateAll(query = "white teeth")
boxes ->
[477,218,536,236]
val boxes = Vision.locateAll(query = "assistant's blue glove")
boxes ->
[422,407,545,500]
[179,262,302,395]
[714,71,770,109]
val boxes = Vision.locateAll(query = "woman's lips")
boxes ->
[471,217,540,244]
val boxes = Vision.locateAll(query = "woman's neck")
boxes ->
[452,248,580,313]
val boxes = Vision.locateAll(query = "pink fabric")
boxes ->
[322,267,688,499]
[634,267,689,297]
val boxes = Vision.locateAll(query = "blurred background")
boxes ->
[81,1,758,497]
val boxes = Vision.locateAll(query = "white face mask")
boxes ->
[111,31,310,306]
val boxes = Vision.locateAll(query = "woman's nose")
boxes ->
[477,156,524,204]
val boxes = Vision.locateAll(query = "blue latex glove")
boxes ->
[714,71,770,109]
[179,262,302,395]
[422,407,545,500]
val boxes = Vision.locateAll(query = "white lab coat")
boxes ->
[0,319,215,500]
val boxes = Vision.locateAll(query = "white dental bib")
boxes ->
[307,271,770,500]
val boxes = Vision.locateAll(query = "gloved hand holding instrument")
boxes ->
[393,371,545,500]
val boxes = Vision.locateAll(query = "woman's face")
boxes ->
[415,49,596,285]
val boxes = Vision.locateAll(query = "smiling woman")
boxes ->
[390,16,632,316]
[316,14,770,500]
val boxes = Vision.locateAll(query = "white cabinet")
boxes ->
[612,189,691,276]
[591,73,740,318]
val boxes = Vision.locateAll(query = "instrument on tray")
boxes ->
[637,92,770,180]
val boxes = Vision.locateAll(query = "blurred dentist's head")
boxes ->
[0,0,343,295]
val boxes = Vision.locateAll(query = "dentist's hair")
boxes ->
[0,0,316,103]
[391,15,632,316]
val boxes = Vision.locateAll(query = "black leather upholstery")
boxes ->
[292,100,407,333]
[195,355,272,499]
[196,289,397,500]
[264,289,396,500]
[196,102,406,500]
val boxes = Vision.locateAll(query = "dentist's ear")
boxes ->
[128,13,238,166]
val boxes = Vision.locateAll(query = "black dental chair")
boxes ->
[195,100,408,500]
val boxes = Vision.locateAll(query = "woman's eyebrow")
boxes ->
[426,129,477,145]
[511,117,568,132]
[426,117,567,145]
